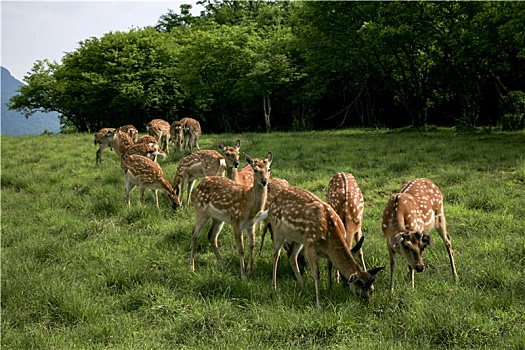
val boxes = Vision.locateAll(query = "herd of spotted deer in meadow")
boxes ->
[94,118,459,308]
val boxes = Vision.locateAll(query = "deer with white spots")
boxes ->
[170,120,184,153]
[180,117,201,153]
[171,140,242,206]
[189,152,273,280]
[102,129,164,161]
[94,127,116,166]
[118,124,139,143]
[326,172,366,269]
[121,153,180,210]
[147,119,171,153]
[382,178,458,293]
[263,186,384,308]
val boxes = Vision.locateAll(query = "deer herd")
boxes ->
[94,118,458,308]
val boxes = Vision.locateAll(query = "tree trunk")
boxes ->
[263,92,271,133]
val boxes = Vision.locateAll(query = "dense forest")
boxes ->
[8,1,525,133]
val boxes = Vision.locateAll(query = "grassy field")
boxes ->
[2,128,525,349]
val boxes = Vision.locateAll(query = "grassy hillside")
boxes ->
[2,129,525,349]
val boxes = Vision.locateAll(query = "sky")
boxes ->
[1,0,202,82]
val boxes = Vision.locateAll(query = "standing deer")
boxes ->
[101,129,134,158]
[382,178,458,293]
[94,127,116,166]
[118,124,139,143]
[189,152,273,280]
[102,129,161,161]
[171,140,242,205]
[147,119,171,154]
[121,153,180,210]
[170,120,184,153]
[137,135,161,161]
[262,186,384,308]
[326,172,366,272]
[180,117,201,153]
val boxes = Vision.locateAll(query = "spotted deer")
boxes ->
[121,153,180,210]
[382,178,458,293]
[102,129,161,161]
[102,129,134,158]
[94,127,116,165]
[261,186,384,308]
[147,119,171,153]
[170,120,184,153]
[137,135,161,162]
[118,124,139,143]
[189,152,273,280]
[171,140,242,205]
[137,135,159,146]
[180,117,201,153]
[326,172,366,275]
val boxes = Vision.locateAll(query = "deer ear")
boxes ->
[235,139,241,148]
[422,234,434,247]
[265,152,273,164]
[393,233,405,248]
[217,142,224,151]
[244,152,253,165]
[348,273,365,287]
[350,235,364,255]
[367,266,385,277]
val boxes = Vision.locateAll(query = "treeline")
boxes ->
[9,1,525,133]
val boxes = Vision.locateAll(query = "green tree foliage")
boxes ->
[9,1,525,132]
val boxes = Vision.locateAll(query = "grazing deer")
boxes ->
[101,129,161,160]
[170,120,184,153]
[121,153,180,210]
[382,178,458,293]
[326,172,366,273]
[262,186,384,308]
[147,119,171,153]
[189,152,273,280]
[137,135,158,146]
[171,140,242,205]
[137,135,161,162]
[180,117,201,153]
[118,124,139,143]
[94,127,116,166]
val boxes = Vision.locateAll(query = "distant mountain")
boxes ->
[1,66,61,136]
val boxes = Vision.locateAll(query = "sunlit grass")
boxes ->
[2,128,525,348]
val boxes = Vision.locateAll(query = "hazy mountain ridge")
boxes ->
[1,66,61,136]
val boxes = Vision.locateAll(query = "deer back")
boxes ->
[118,124,139,143]
[191,153,272,225]
[326,172,364,241]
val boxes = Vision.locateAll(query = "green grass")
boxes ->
[2,128,525,349]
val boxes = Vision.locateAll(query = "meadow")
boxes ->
[1,128,525,349]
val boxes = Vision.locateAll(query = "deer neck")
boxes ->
[245,178,268,217]
[226,166,240,183]
[326,242,361,280]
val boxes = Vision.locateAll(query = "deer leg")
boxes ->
[186,180,196,205]
[151,189,159,208]
[435,213,458,280]
[304,245,321,309]
[288,242,305,288]
[231,225,247,280]
[96,144,106,165]
[125,180,135,207]
[388,245,397,294]
[190,214,210,271]
[246,225,256,276]
[272,235,285,291]
[207,219,225,265]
